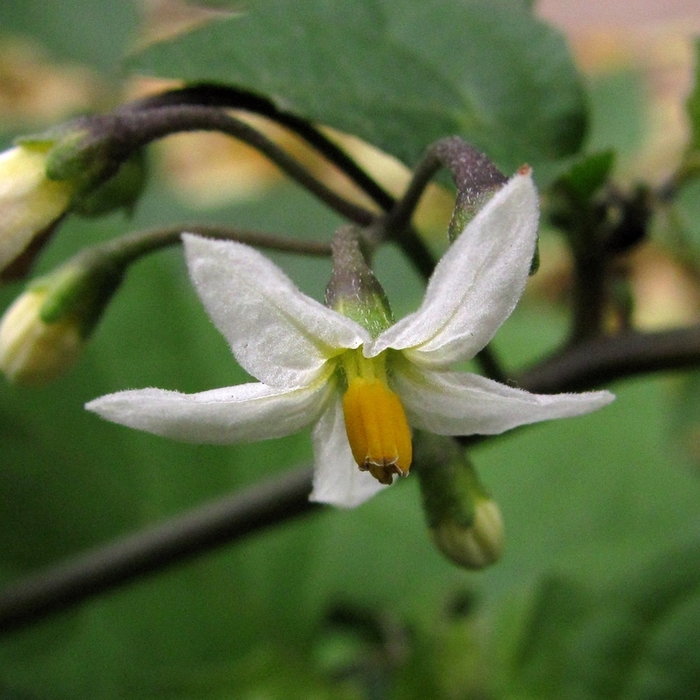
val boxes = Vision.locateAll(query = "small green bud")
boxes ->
[72,151,148,218]
[431,496,504,570]
[0,255,124,386]
[324,225,393,338]
[18,116,146,220]
[414,432,504,569]
[0,288,83,386]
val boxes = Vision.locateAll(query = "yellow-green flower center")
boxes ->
[339,349,412,485]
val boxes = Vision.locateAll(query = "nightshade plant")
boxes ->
[2,1,700,698]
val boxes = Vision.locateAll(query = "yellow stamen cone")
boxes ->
[342,376,412,484]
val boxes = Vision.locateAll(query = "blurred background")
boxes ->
[2,1,700,697]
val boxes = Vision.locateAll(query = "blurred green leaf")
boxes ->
[586,69,646,170]
[667,177,700,264]
[554,150,615,204]
[0,0,139,75]
[377,0,588,170]
[128,0,588,173]
[686,39,700,154]
[504,543,700,700]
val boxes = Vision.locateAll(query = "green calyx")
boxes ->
[324,226,393,338]
[413,433,486,529]
[29,255,124,338]
[413,432,503,569]
[16,117,146,218]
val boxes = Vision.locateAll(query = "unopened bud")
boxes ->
[414,432,504,569]
[325,225,393,338]
[0,289,83,386]
[0,255,123,386]
[0,144,75,275]
[431,496,504,569]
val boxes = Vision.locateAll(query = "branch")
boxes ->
[98,224,332,265]
[108,105,377,226]
[518,324,700,393]
[0,468,318,634]
[125,83,397,212]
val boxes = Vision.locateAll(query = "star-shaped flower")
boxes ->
[87,170,613,507]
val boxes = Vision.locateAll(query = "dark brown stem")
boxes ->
[519,324,700,393]
[569,243,608,344]
[109,106,377,226]
[0,468,318,634]
[124,83,397,212]
[98,223,332,266]
[124,87,439,279]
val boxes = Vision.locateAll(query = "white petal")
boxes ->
[367,172,539,366]
[309,396,387,508]
[392,364,614,436]
[183,234,370,389]
[86,378,333,444]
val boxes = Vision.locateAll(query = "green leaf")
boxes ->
[506,544,700,700]
[668,177,700,265]
[377,0,588,169]
[686,39,700,153]
[0,0,139,75]
[128,0,588,172]
[556,150,615,204]
[128,1,466,169]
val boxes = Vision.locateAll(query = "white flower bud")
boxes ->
[0,289,82,386]
[0,145,75,274]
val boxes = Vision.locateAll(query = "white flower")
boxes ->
[0,145,74,274]
[86,171,614,507]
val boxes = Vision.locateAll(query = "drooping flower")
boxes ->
[0,145,75,275]
[86,170,614,507]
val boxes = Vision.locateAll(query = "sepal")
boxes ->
[324,226,393,338]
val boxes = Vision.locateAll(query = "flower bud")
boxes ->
[430,496,504,569]
[2,119,148,279]
[414,432,504,569]
[0,144,75,275]
[0,255,123,386]
[0,288,83,386]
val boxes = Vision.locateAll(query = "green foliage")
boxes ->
[0,0,139,75]
[129,0,588,173]
[504,544,700,700]
[555,151,615,204]
[686,39,700,154]
[1,1,700,698]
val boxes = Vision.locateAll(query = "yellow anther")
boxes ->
[341,374,412,485]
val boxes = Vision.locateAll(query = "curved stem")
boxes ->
[123,88,438,278]
[110,105,376,226]
[382,137,505,242]
[94,223,331,267]
[125,83,397,212]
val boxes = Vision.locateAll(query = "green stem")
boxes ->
[86,224,332,269]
